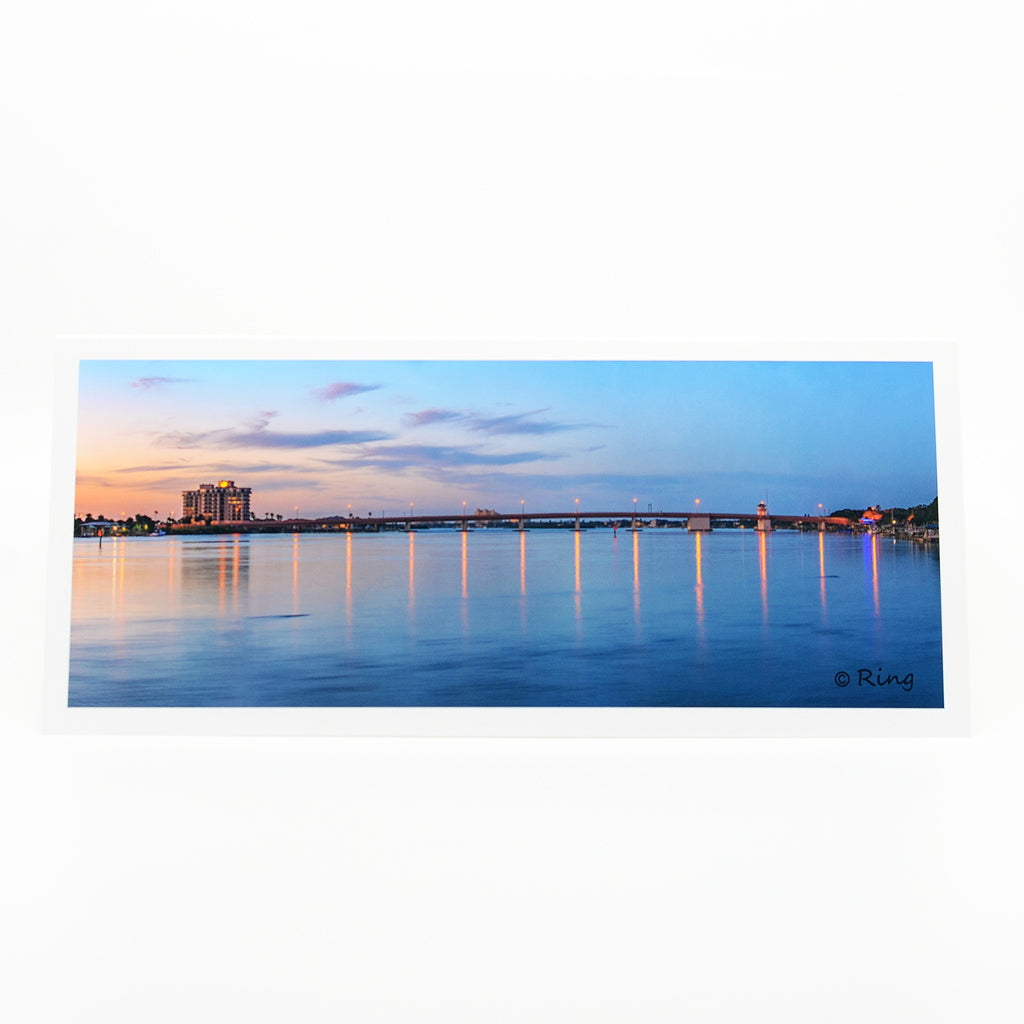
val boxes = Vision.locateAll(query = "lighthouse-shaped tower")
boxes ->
[755,500,772,532]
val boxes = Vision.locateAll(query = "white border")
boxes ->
[43,338,969,736]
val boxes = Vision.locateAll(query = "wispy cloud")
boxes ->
[403,408,465,428]
[113,460,321,477]
[130,376,194,390]
[247,411,278,430]
[469,408,605,436]
[312,381,381,402]
[402,405,607,435]
[326,443,563,473]
[230,428,392,448]
[155,423,393,450]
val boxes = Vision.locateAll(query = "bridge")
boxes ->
[232,506,859,534]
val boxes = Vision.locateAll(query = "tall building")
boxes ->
[182,480,252,522]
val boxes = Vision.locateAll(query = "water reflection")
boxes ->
[461,530,469,633]
[574,529,582,624]
[112,538,125,620]
[345,531,354,648]
[408,530,415,606]
[630,532,638,634]
[519,530,527,597]
[574,530,581,593]
[758,530,768,619]
[461,530,468,600]
[870,533,880,615]
[519,530,528,631]
[819,530,827,616]
[232,536,241,611]
[68,530,944,708]
[695,531,705,632]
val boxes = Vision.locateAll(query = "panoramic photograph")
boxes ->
[66,358,943,708]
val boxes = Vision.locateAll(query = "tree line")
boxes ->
[828,497,938,525]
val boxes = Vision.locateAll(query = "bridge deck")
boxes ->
[274,510,855,528]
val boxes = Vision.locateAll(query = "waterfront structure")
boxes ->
[182,480,252,522]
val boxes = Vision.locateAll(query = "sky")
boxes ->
[73,359,939,521]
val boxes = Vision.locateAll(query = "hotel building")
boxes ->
[182,480,252,522]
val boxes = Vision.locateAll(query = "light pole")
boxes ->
[632,497,638,532]
[520,499,525,532]
[575,497,580,531]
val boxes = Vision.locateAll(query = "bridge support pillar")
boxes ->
[687,515,712,532]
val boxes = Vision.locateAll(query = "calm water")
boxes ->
[68,528,943,707]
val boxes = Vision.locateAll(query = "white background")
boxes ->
[2,4,1021,1021]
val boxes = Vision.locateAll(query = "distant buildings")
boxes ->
[182,480,252,522]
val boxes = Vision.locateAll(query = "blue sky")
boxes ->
[74,359,938,520]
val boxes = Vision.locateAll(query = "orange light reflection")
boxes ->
[408,530,415,605]
[819,531,827,614]
[519,530,527,596]
[219,540,228,615]
[574,529,582,623]
[695,531,705,627]
[871,533,880,615]
[632,528,641,629]
[345,532,353,645]
[819,530,825,577]
[461,529,468,599]
[758,530,768,618]
[574,530,581,594]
